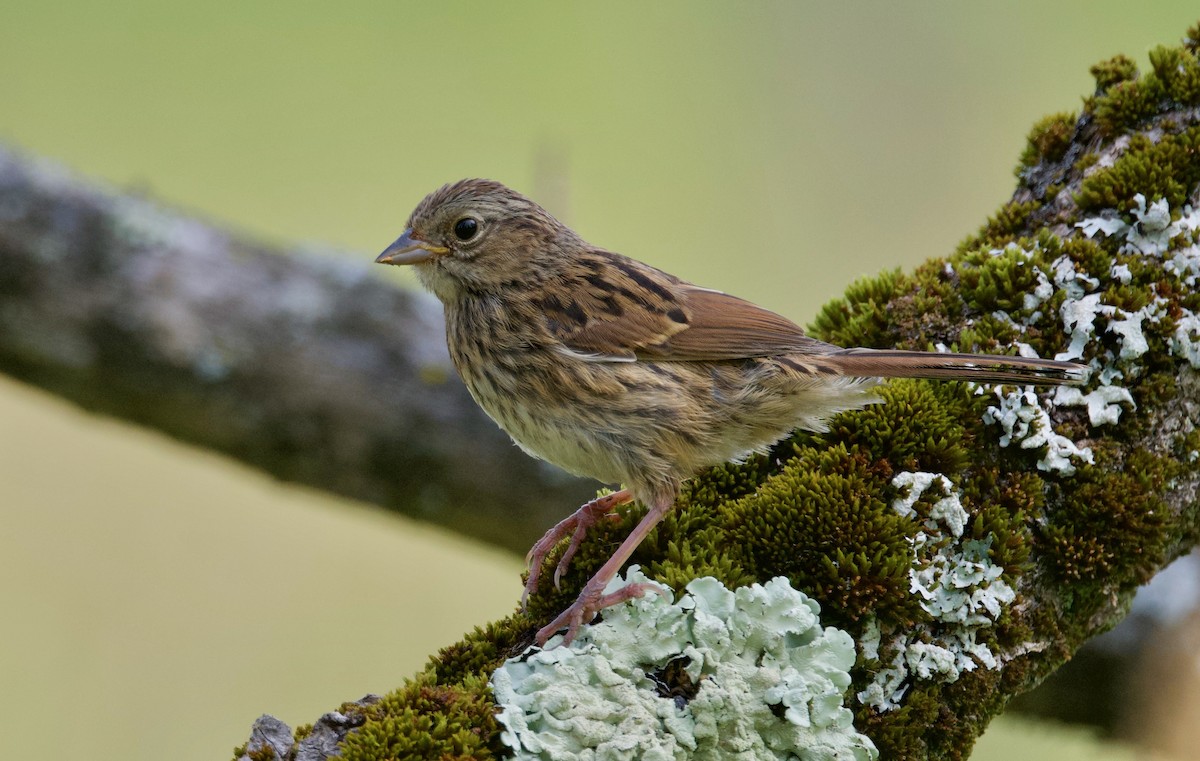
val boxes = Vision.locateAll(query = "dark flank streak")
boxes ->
[645,364,684,383]
[600,296,624,316]
[585,273,617,292]
[563,301,587,325]
[537,294,564,312]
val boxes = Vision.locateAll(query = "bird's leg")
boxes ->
[521,488,632,609]
[535,495,674,647]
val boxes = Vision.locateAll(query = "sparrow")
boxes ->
[376,179,1086,646]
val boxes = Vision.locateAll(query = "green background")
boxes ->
[1,3,1195,759]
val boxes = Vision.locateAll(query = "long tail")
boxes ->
[822,348,1088,386]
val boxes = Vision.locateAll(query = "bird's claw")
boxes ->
[521,489,632,609]
[551,510,622,588]
[534,580,665,647]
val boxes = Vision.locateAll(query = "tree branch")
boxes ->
[0,146,593,553]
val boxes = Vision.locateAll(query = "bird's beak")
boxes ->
[375,229,450,266]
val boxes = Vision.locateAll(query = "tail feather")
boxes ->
[823,348,1088,386]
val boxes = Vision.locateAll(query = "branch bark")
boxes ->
[0,145,593,554]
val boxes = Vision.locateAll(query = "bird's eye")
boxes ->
[453,217,479,241]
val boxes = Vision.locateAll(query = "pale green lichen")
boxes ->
[1076,195,1200,372]
[1174,314,1200,366]
[858,474,1016,711]
[1078,194,1187,255]
[1052,384,1135,426]
[982,387,1094,475]
[964,202,1200,472]
[491,568,877,761]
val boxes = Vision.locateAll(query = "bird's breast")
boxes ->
[443,299,641,482]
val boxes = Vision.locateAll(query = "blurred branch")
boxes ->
[0,144,593,554]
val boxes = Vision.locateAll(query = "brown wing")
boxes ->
[541,249,836,362]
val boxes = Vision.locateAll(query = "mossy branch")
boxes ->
[233,22,1200,761]
[0,146,596,553]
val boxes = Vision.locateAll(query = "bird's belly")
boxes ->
[475,392,632,484]
[501,408,629,484]
[452,355,636,485]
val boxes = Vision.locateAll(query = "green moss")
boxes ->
[1149,44,1200,106]
[939,237,1075,358]
[963,470,1041,577]
[971,200,1042,250]
[956,314,1022,353]
[682,454,773,509]
[722,441,919,627]
[856,683,939,760]
[1077,126,1200,212]
[884,265,965,346]
[1018,112,1077,173]
[642,520,757,592]
[1075,151,1100,172]
[858,668,1009,761]
[1088,42,1200,135]
[431,616,533,686]
[956,246,1045,314]
[1089,54,1139,92]
[1093,79,1162,136]
[338,672,502,761]
[1040,449,1174,588]
[1187,22,1200,54]
[1102,280,1156,313]
[835,380,977,475]
[810,268,905,349]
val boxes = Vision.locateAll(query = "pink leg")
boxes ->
[535,495,675,647]
[521,488,632,609]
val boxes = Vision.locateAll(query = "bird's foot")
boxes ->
[534,577,667,647]
[521,488,632,609]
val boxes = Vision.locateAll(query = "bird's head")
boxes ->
[376,179,575,301]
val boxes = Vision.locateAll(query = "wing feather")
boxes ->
[540,250,835,362]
